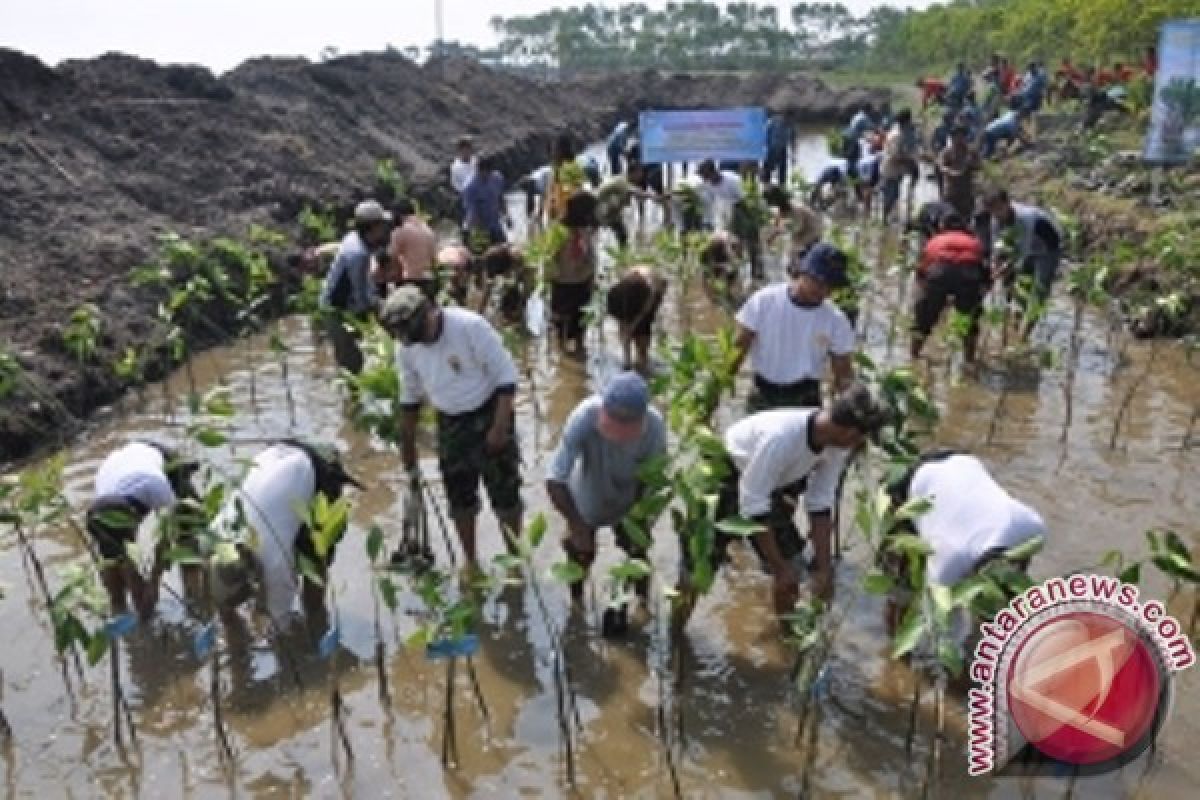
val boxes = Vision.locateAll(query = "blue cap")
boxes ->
[602,371,649,420]
[796,242,850,288]
[600,372,649,442]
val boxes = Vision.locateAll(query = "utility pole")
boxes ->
[435,0,445,78]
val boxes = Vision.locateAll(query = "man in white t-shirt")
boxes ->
[381,286,523,568]
[210,440,362,629]
[696,159,745,231]
[87,440,198,618]
[733,242,856,413]
[886,450,1046,589]
[706,384,888,611]
[450,135,478,229]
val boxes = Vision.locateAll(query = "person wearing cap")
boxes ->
[381,197,438,300]
[911,211,989,361]
[319,199,392,373]
[937,124,981,221]
[380,286,522,567]
[546,372,667,628]
[703,384,887,610]
[86,440,199,619]
[732,242,856,413]
[606,265,668,369]
[209,440,362,629]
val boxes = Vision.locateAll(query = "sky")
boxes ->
[1,1,932,74]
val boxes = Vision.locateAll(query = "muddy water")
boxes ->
[2,135,1198,799]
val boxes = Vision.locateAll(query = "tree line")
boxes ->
[462,1,1195,75]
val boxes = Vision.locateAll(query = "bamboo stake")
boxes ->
[1110,339,1158,450]
[905,671,922,755]
[211,646,235,766]
[441,657,459,768]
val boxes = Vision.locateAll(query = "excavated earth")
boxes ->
[0,49,886,464]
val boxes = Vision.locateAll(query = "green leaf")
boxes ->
[862,571,894,595]
[526,513,547,550]
[86,632,110,666]
[366,525,384,563]
[937,640,965,677]
[715,515,766,537]
[550,560,586,585]
[202,387,235,418]
[193,427,227,448]
[893,496,933,522]
[378,575,398,611]
[295,552,324,586]
[610,559,652,583]
[164,546,204,565]
[1002,536,1044,563]
[1118,562,1142,586]
[890,606,926,659]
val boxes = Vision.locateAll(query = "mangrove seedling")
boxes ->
[62,302,102,415]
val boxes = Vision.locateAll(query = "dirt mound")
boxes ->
[0,49,881,465]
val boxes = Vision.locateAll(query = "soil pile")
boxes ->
[0,48,881,464]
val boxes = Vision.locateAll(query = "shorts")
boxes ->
[686,459,807,576]
[746,376,821,414]
[436,395,522,517]
[550,279,594,340]
[324,314,364,374]
[629,289,664,338]
[912,264,986,336]
[86,496,147,561]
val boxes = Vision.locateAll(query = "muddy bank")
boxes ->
[0,48,884,465]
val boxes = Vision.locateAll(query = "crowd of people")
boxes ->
[86,84,1063,648]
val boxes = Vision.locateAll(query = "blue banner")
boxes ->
[638,107,767,164]
[1143,19,1200,165]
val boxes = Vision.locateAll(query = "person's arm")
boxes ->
[737,437,800,610]
[938,149,962,177]
[731,322,756,377]
[399,406,420,471]
[349,251,376,313]
[804,448,849,599]
[545,407,594,555]
[472,317,520,453]
[397,351,424,471]
[828,311,856,392]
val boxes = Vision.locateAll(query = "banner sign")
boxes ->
[1143,19,1200,165]
[638,107,767,164]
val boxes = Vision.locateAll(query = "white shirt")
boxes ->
[398,308,519,414]
[531,165,553,195]
[94,442,176,510]
[735,285,855,384]
[909,454,1046,586]
[217,443,316,625]
[724,410,849,518]
[451,156,477,194]
[701,171,744,227]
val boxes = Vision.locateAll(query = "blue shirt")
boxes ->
[546,395,667,528]
[463,171,506,233]
[767,117,792,153]
[319,231,376,314]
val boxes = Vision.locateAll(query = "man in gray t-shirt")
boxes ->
[546,372,666,629]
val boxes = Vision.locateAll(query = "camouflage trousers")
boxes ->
[436,394,522,517]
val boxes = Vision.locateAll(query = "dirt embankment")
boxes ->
[0,49,885,465]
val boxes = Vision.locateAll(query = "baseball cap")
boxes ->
[354,199,392,225]
[380,285,428,332]
[597,372,650,443]
[793,242,850,288]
